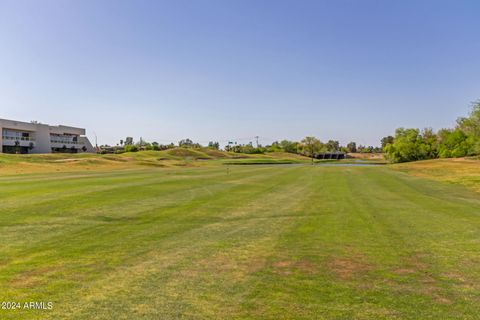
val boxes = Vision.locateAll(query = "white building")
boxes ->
[0,118,95,154]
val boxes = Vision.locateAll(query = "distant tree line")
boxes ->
[383,101,480,163]
[99,137,222,154]
[99,135,382,156]
[223,138,381,156]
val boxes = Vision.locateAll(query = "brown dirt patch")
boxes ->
[395,252,429,273]
[273,259,318,276]
[244,257,267,274]
[273,261,293,275]
[273,261,292,268]
[296,260,317,274]
[328,255,373,280]
[393,252,429,276]
[390,254,461,304]
[9,266,58,288]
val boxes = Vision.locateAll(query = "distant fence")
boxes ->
[315,152,346,160]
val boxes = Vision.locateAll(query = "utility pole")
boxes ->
[93,131,98,150]
[255,136,259,148]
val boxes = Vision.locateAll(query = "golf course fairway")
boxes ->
[0,163,479,319]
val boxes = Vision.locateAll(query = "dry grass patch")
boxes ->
[389,253,457,305]
[272,259,318,276]
[393,158,480,192]
[348,152,385,160]
[192,253,269,281]
[9,266,59,289]
[328,256,373,280]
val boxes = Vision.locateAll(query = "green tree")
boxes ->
[179,139,194,148]
[457,100,480,137]
[346,141,357,153]
[208,141,220,150]
[325,140,340,152]
[381,136,394,149]
[457,100,480,155]
[437,129,471,158]
[383,100,480,162]
[125,145,139,152]
[279,140,299,153]
[384,128,435,163]
[151,142,160,151]
[125,137,133,145]
[421,128,438,159]
[301,137,322,164]
[267,141,283,152]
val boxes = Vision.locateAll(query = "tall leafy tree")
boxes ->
[384,128,435,163]
[437,129,471,158]
[279,140,299,153]
[208,141,220,150]
[457,101,480,137]
[301,137,322,164]
[325,140,340,152]
[178,139,194,148]
[381,136,394,149]
[457,100,480,154]
[346,142,357,153]
[421,128,438,159]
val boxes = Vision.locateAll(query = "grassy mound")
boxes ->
[0,149,328,175]
[200,148,231,158]
[165,148,212,159]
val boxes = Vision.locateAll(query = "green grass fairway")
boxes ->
[1,164,479,319]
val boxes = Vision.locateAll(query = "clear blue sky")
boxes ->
[1,0,479,147]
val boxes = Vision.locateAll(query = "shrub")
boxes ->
[125,145,139,152]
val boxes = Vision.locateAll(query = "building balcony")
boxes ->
[2,138,36,148]
[2,135,35,142]
[50,141,85,149]
[50,139,84,145]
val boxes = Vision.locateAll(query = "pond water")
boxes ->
[317,163,384,167]
[226,162,384,167]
